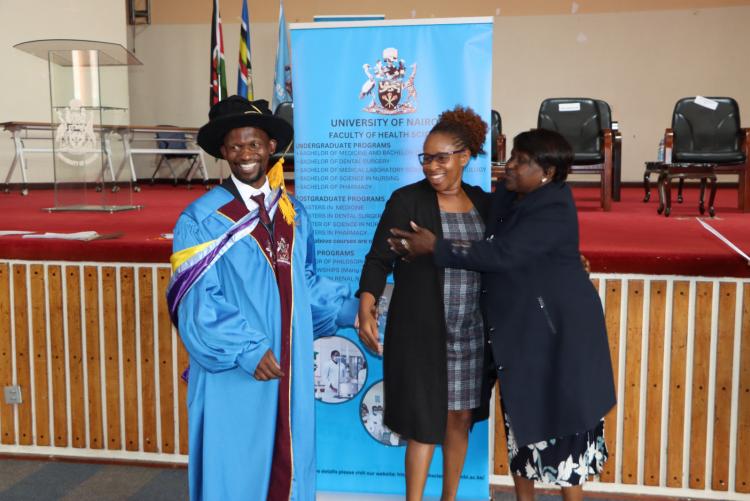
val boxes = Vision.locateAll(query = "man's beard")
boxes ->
[243,167,264,185]
[234,162,266,185]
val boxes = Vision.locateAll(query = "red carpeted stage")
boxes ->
[0,184,748,277]
[1,183,749,500]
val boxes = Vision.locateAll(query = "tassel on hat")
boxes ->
[267,143,296,225]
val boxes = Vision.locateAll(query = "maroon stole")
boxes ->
[218,198,295,501]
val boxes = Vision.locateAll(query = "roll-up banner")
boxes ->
[291,17,493,499]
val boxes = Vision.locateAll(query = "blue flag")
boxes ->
[272,0,292,111]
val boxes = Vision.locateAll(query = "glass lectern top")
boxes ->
[14,39,142,66]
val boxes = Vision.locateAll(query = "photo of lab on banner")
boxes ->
[291,16,493,499]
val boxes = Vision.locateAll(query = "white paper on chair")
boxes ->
[694,96,719,111]
[559,103,581,112]
[0,230,35,236]
[23,231,101,241]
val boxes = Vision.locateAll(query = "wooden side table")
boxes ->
[654,163,717,217]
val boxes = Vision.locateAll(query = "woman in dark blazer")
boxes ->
[393,129,616,501]
[357,107,495,501]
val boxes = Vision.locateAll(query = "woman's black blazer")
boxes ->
[358,179,494,444]
[434,180,616,446]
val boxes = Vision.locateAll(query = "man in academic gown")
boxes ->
[169,96,357,501]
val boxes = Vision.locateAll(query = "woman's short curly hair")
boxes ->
[513,129,574,182]
[428,106,488,158]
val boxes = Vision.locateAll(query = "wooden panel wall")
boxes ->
[667,281,690,487]
[490,276,749,497]
[0,263,13,445]
[493,381,509,476]
[737,284,750,492]
[622,280,644,484]
[66,265,85,449]
[29,264,49,446]
[13,264,32,446]
[644,280,667,486]
[156,267,176,454]
[601,279,621,483]
[0,262,186,460]
[83,265,104,449]
[138,266,158,454]
[1,262,748,499]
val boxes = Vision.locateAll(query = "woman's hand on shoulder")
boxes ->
[387,221,436,261]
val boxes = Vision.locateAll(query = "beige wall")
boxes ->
[149,0,750,23]
[127,20,278,178]
[0,0,130,183]
[127,4,750,182]
[2,2,749,183]
[496,6,750,182]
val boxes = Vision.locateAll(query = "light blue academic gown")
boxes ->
[173,186,356,501]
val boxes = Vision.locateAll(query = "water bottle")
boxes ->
[657,138,665,162]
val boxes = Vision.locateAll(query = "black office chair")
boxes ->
[490,109,507,189]
[594,100,622,201]
[665,97,748,212]
[272,101,294,165]
[152,128,200,186]
[538,98,614,210]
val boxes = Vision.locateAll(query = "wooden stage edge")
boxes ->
[0,261,749,500]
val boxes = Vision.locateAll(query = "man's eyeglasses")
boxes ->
[417,149,466,166]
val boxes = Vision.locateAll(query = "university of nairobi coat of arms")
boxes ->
[359,47,417,115]
[54,98,98,167]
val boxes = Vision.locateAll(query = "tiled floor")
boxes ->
[0,459,187,501]
[0,458,681,500]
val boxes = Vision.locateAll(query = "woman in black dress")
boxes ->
[392,129,616,501]
[357,107,495,501]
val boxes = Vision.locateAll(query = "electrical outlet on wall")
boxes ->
[4,385,22,405]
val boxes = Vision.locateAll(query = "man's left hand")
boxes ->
[387,221,436,261]
[254,349,284,381]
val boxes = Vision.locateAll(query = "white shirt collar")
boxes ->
[230,175,277,218]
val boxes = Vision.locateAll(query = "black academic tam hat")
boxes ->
[196,96,293,159]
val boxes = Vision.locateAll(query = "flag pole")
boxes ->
[210,0,228,106]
